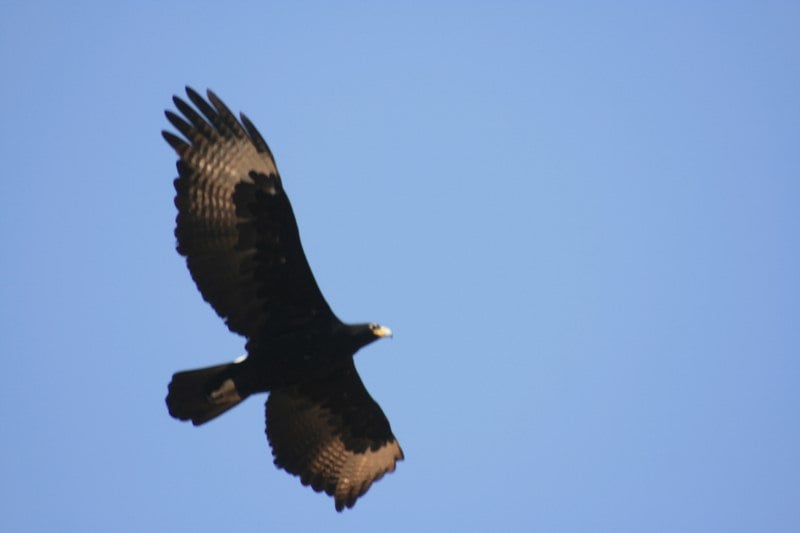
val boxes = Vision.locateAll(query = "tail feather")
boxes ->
[166,362,247,425]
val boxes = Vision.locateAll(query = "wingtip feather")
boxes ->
[162,130,188,152]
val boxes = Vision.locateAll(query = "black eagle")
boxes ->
[162,88,403,512]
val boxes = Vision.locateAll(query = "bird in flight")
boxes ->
[162,88,403,512]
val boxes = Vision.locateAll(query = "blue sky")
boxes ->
[2,2,798,531]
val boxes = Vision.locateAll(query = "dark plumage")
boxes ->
[163,88,402,511]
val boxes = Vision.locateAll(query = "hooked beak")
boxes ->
[373,325,393,338]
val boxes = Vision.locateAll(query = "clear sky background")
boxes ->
[1,2,798,532]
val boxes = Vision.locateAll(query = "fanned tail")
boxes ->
[166,361,248,425]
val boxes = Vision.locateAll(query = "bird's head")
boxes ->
[368,322,393,339]
[347,322,393,351]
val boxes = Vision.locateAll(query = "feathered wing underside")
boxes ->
[265,361,404,511]
[163,88,335,339]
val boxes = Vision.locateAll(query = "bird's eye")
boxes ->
[369,323,378,330]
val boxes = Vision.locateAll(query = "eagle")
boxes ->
[162,88,403,512]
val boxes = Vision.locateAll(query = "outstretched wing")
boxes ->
[266,360,404,511]
[163,88,336,340]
